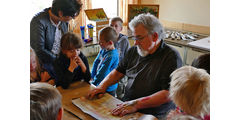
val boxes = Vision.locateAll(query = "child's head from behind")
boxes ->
[61,32,83,59]
[192,53,210,74]
[169,66,210,118]
[110,17,123,34]
[98,26,118,50]
[30,82,62,120]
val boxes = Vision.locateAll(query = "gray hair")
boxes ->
[129,13,165,40]
[30,83,62,120]
[169,66,210,118]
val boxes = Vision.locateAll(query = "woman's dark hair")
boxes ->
[51,0,82,17]
[61,32,83,50]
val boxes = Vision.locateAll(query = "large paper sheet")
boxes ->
[188,37,210,51]
[72,96,153,120]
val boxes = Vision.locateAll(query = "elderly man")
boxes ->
[88,13,182,119]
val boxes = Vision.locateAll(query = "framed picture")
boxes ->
[128,4,159,23]
[84,8,108,21]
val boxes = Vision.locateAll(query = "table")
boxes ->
[58,81,96,120]
[58,81,157,120]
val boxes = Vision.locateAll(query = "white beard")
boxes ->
[137,46,149,57]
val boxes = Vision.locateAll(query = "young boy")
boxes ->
[91,26,119,96]
[109,17,130,61]
[54,32,91,89]
[109,17,130,99]
[30,82,63,120]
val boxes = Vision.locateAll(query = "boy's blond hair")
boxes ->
[110,17,123,27]
[169,66,210,118]
[98,26,118,43]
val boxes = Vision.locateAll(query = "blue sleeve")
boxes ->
[92,55,117,86]
[91,51,101,78]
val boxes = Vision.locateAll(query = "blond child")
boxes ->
[167,66,210,120]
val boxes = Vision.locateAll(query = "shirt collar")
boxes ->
[49,17,61,27]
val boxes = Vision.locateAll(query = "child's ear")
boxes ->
[120,26,123,31]
[109,41,114,45]
[57,107,63,120]
[152,32,159,42]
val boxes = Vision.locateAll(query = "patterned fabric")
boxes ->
[50,18,62,55]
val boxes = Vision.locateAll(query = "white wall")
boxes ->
[141,0,210,26]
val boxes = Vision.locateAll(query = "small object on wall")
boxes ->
[128,4,159,24]
[84,8,108,21]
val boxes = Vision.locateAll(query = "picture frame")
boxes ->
[84,8,108,21]
[128,4,159,23]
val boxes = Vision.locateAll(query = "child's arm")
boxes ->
[91,51,101,78]
[76,52,91,83]
[53,59,75,89]
[92,55,116,86]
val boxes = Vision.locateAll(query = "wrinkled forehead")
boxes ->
[132,24,148,36]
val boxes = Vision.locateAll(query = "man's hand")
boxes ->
[87,86,106,100]
[111,100,138,117]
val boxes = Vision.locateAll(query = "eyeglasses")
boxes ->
[131,34,149,41]
[70,11,79,18]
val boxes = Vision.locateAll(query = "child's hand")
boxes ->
[40,71,51,82]
[75,56,87,73]
[166,110,181,120]
[75,56,84,66]
[68,57,78,72]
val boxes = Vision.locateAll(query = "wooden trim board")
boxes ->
[161,19,210,35]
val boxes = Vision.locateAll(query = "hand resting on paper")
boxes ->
[87,86,106,100]
[111,100,138,117]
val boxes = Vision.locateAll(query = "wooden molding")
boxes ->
[161,19,210,35]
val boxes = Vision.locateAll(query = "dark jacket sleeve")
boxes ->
[53,58,74,89]
[79,52,91,83]
[30,17,56,64]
